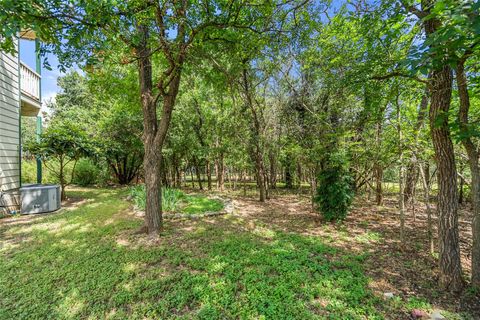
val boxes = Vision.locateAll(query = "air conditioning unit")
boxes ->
[20,184,61,214]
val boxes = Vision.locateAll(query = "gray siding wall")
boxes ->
[0,42,20,197]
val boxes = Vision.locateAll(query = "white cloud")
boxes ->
[41,91,57,115]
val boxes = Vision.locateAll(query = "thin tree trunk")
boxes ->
[207,160,212,190]
[405,87,429,203]
[310,168,317,210]
[194,158,203,190]
[458,164,464,205]
[242,66,266,202]
[190,167,195,188]
[397,95,405,244]
[218,153,224,191]
[456,61,480,287]
[374,118,384,205]
[419,161,434,254]
[243,169,247,197]
[269,150,277,189]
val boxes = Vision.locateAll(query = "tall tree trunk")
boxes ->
[242,66,266,202]
[456,61,480,287]
[397,94,405,244]
[285,161,293,189]
[137,24,162,234]
[458,164,464,205]
[190,167,195,188]
[194,158,203,190]
[136,22,182,234]
[421,0,464,292]
[297,163,302,189]
[269,150,277,189]
[374,119,384,205]
[253,146,266,202]
[405,89,429,203]
[419,161,434,254]
[429,65,464,291]
[217,153,224,191]
[59,157,66,201]
[207,160,212,190]
[175,164,181,188]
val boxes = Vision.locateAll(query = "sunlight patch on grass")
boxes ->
[56,289,85,319]
[355,231,382,244]
[3,187,469,319]
[181,195,224,214]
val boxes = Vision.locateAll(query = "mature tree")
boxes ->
[0,0,286,234]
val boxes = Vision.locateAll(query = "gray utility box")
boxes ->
[20,184,61,214]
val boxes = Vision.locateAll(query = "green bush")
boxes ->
[73,158,100,186]
[21,159,71,184]
[129,185,185,212]
[315,152,354,222]
[21,159,39,184]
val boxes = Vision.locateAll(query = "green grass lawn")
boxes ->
[2,188,469,319]
[129,186,224,214]
[180,195,224,214]
[0,188,384,319]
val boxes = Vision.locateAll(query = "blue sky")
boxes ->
[20,39,65,109]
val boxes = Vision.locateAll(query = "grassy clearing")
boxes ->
[129,186,224,214]
[1,188,382,319]
[0,188,474,319]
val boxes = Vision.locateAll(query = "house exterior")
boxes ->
[0,32,42,214]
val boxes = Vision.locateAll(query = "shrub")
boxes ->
[315,152,354,222]
[21,159,71,184]
[73,158,100,186]
[129,185,185,212]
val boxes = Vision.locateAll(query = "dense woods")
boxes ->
[2,0,479,303]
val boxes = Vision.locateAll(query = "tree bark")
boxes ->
[136,23,183,234]
[269,150,277,189]
[207,160,212,190]
[242,66,266,202]
[405,89,429,203]
[138,24,162,234]
[456,61,480,287]
[193,157,203,190]
[429,65,464,291]
[397,93,405,244]
[421,0,464,291]
[419,161,434,254]
[217,153,224,191]
[374,118,384,205]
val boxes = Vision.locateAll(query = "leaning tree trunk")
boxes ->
[429,65,464,292]
[457,61,480,287]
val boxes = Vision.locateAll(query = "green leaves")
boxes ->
[26,120,94,161]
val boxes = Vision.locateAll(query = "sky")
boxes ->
[19,39,65,111]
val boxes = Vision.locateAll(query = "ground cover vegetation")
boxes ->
[1,0,480,318]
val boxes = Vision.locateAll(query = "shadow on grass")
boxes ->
[1,188,382,319]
